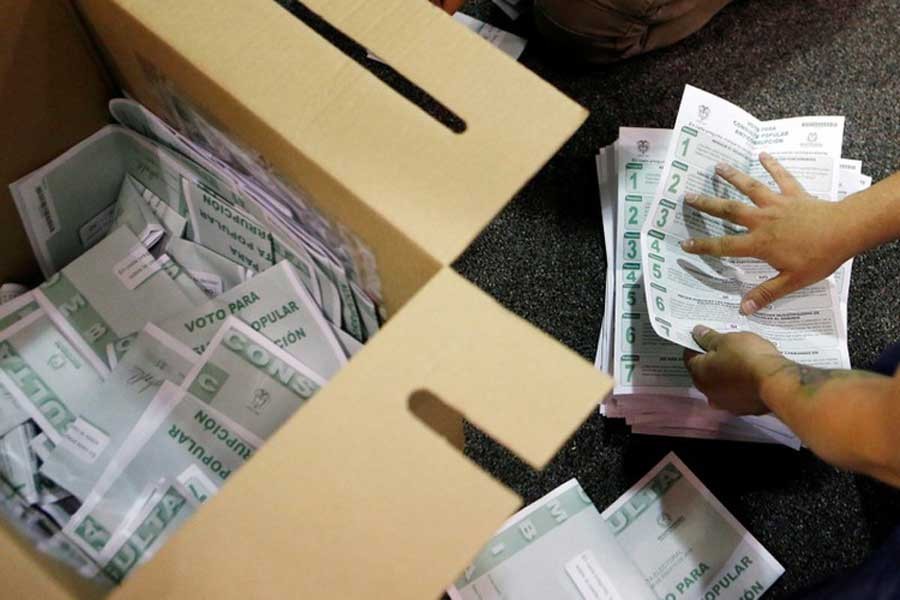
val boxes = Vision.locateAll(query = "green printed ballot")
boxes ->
[0,423,40,505]
[450,453,783,600]
[94,477,199,583]
[10,125,235,277]
[350,280,380,341]
[109,98,203,166]
[640,86,847,363]
[449,481,655,600]
[40,325,198,502]
[329,322,364,359]
[158,261,346,379]
[63,380,258,566]
[306,243,355,333]
[30,433,55,465]
[181,317,323,440]
[0,293,42,437]
[164,238,255,298]
[3,88,388,588]
[320,253,364,342]
[154,254,211,306]
[66,318,322,576]
[112,175,166,249]
[0,308,104,462]
[298,239,364,341]
[182,178,273,273]
[34,226,199,372]
[267,221,321,305]
[126,175,187,239]
[600,453,784,599]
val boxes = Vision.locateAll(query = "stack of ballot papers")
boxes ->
[448,452,784,599]
[595,86,872,447]
[0,97,383,585]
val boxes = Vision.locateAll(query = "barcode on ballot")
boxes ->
[36,186,58,235]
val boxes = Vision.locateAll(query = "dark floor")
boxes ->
[279,1,900,597]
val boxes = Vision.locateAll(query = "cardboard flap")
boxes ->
[75,0,588,266]
[112,267,611,599]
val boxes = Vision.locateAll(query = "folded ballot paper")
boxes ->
[0,97,384,584]
[596,86,871,446]
[491,0,524,21]
[449,453,784,600]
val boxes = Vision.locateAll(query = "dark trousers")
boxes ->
[796,527,900,599]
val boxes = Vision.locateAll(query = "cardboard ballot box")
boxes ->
[0,0,612,597]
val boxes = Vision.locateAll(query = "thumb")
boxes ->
[691,325,721,351]
[741,273,798,315]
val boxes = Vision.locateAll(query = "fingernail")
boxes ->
[692,325,710,339]
[759,152,772,162]
[740,299,758,315]
[715,163,734,176]
[684,193,698,204]
[680,239,695,251]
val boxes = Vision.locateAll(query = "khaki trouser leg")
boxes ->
[534,0,733,63]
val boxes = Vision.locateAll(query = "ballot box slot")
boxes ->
[409,388,541,493]
[278,1,467,134]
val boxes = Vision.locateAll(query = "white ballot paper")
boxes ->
[834,161,872,325]
[594,123,874,446]
[454,13,527,59]
[449,453,783,600]
[640,86,850,376]
[491,0,522,20]
[612,128,697,399]
[594,145,618,377]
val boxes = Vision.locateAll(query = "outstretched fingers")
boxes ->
[680,233,756,257]
[685,193,756,227]
[714,163,776,206]
[759,152,805,196]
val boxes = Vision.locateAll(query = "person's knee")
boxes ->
[533,0,644,63]
[533,0,732,64]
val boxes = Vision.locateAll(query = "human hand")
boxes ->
[683,325,786,415]
[679,153,853,315]
[430,0,467,13]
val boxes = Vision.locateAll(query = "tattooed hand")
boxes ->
[686,326,900,486]
[683,324,882,417]
[683,325,786,415]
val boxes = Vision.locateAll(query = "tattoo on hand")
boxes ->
[767,359,880,396]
